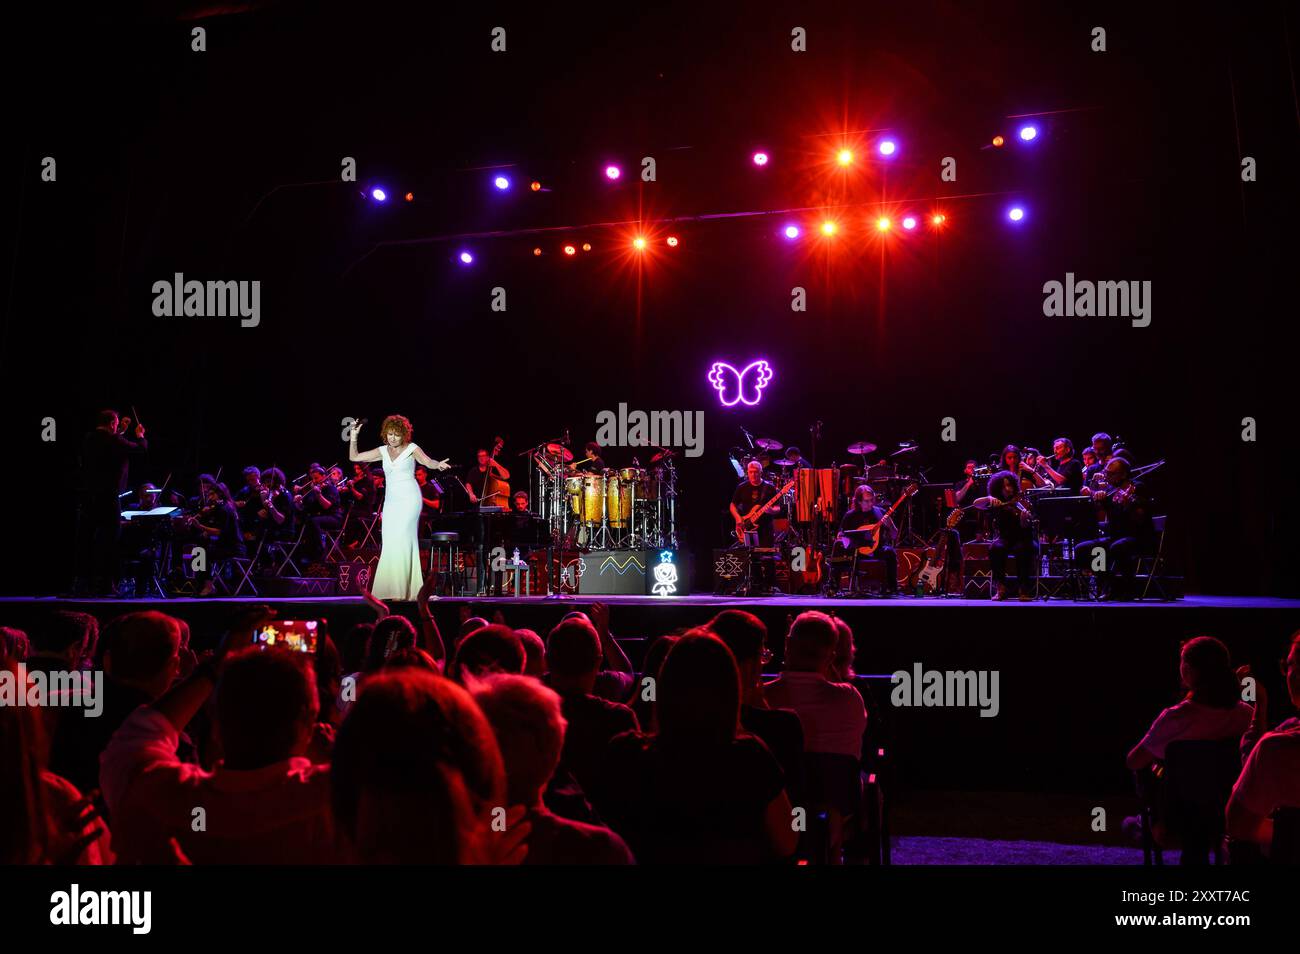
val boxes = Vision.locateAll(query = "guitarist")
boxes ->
[836,485,899,596]
[730,460,781,592]
[730,460,780,547]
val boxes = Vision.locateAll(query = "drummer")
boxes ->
[779,446,811,469]
[569,441,608,474]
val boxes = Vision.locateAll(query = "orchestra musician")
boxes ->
[1036,438,1084,493]
[190,481,246,596]
[836,485,899,597]
[294,463,342,560]
[465,444,511,507]
[974,470,1039,601]
[511,490,530,513]
[953,459,980,507]
[1002,444,1046,491]
[570,441,607,473]
[1085,432,1114,486]
[234,466,287,544]
[1074,458,1155,600]
[74,409,148,596]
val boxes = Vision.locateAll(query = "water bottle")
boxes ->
[512,547,521,566]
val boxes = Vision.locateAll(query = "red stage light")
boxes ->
[530,180,542,191]
[582,242,592,251]
[836,149,853,166]
[992,135,1005,148]
[633,236,647,250]
[404,192,414,201]
[533,247,542,256]
[820,220,838,236]
[876,216,891,231]
[563,245,576,256]
[931,213,947,226]
[666,236,679,247]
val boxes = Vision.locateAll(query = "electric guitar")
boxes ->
[734,479,796,541]
[841,483,919,556]
[918,507,966,593]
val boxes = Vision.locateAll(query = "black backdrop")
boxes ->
[3,1,1296,594]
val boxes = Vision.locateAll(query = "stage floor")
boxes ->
[3,593,1297,610]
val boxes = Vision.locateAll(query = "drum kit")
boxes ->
[530,440,678,551]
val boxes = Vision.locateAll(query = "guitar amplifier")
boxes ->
[713,548,749,595]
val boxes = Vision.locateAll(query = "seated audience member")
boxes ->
[26,611,97,676]
[0,626,30,666]
[514,628,545,677]
[473,674,634,865]
[49,610,182,799]
[707,610,807,806]
[561,604,635,701]
[450,625,526,682]
[764,611,868,760]
[1126,636,1252,772]
[101,638,338,864]
[590,631,797,864]
[628,634,680,732]
[1239,630,1300,760]
[331,669,529,864]
[0,662,111,864]
[383,647,442,673]
[1228,631,1300,846]
[542,618,639,798]
[830,617,856,683]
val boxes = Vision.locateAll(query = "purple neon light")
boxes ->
[708,360,774,407]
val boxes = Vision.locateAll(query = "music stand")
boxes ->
[1034,496,1098,601]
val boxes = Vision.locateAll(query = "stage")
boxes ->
[4,591,1295,796]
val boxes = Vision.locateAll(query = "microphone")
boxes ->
[562,428,571,446]
[740,426,754,447]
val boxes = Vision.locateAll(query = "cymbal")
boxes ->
[650,448,677,463]
[891,444,919,457]
[543,443,574,462]
[755,437,784,451]
[847,441,878,456]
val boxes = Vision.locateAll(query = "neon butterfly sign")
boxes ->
[708,360,773,407]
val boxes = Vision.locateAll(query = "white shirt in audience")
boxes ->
[1135,699,1253,760]
[763,671,866,759]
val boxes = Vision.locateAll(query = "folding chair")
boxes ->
[1136,515,1170,600]
[271,525,307,576]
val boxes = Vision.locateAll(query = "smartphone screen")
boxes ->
[252,619,320,654]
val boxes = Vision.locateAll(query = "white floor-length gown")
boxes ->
[371,443,424,600]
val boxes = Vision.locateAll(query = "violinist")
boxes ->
[235,466,286,543]
[973,471,1038,601]
[1074,458,1154,600]
[294,462,342,560]
[190,482,246,595]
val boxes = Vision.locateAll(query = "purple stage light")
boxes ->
[605,164,621,180]
[902,216,917,230]
[370,188,387,202]
[708,360,774,407]
[784,225,800,239]
[1008,206,1025,222]
[1018,124,1038,142]
[493,175,510,190]
[459,251,474,264]
[878,139,897,156]
[752,151,768,166]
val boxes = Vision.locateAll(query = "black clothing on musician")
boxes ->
[1075,481,1156,596]
[347,472,376,513]
[1051,457,1084,493]
[988,499,1038,594]
[839,506,898,594]
[199,499,247,559]
[466,466,510,508]
[297,479,341,560]
[75,427,148,594]
[732,480,778,546]
[953,474,980,507]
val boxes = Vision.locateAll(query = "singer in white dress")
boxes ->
[349,414,450,601]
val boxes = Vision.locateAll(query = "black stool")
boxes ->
[429,531,462,595]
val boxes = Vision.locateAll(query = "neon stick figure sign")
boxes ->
[708,359,773,407]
